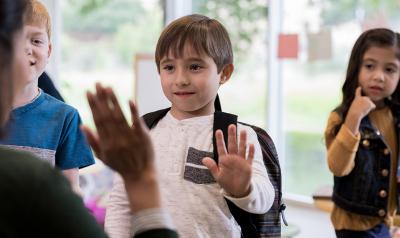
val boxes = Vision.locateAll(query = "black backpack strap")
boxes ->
[142,108,171,129]
[212,111,237,163]
[213,111,258,238]
[214,94,222,111]
[226,200,258,238]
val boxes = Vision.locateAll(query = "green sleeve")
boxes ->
[134,229,179,238]
[29,161,108,238]
[0,149,178,238]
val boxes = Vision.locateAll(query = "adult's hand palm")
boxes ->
[82,83,154,180]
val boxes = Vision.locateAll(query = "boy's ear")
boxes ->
[47,42,52,59]
[219,64,234,85]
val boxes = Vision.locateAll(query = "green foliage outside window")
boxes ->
[320,0,400,26]
[193,0,268,64]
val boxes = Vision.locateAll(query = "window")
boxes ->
[60,0,163,128]
[193,0,269,127]
[58,0,164,200]
[50,0,400,199]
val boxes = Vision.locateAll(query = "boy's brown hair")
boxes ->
[25,0,51,39]
[155,14,233,73]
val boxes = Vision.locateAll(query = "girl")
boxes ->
[325,28,400,238]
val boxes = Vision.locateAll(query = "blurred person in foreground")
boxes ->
[0,0,177,237]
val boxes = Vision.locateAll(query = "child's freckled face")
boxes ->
[159,44,222,120]
[23,24,51,85]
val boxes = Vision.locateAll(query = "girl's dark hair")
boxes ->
[0,0,29,135]
[330,28,400,136]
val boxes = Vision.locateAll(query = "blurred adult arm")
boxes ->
[82,83,177,238]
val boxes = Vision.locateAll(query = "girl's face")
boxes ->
[358,46,400,107]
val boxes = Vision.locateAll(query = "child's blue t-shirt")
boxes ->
[0,91,95,169]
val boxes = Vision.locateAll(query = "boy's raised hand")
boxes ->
[202,124,254,198]
[81,83,155,181]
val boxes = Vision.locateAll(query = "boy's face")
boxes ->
[23,24,51,86]
[159,44,232,120]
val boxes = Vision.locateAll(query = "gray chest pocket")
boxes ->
[183,147,216,184]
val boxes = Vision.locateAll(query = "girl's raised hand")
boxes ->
[202,124,254,198]
[349,86,376,119]
[345,86,376,135]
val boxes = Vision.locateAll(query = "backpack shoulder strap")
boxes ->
[238,121,288,230]
[238,122,279,164]
[142,108,171,129]
[213,111,259,238]
[213,111,237,163]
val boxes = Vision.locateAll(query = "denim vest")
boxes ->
[332,103,400,218]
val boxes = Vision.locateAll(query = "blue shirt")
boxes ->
[0,91,95,169]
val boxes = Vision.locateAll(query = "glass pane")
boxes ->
[60,0,163,129]
[193,0,268,127]
[59,0,163,200]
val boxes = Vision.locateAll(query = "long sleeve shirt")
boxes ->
[105,112,275,238]
[325,107,398,230]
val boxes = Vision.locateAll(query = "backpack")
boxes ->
[142,98,286,238]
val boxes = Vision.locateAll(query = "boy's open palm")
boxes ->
[202,125,255,198]
[81,83,155,181]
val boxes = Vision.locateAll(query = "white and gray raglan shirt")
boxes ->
[105,112,275,238]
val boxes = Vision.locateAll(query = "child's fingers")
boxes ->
[355,86,362,98]
[247,144,255,165]
[238,130,247,158]
[202,157,219,179]
[227,124,238,154]
[80,125,101,157]
[215,130,227,156]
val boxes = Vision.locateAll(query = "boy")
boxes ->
[105,14,275,238]
[0,0,95,193]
